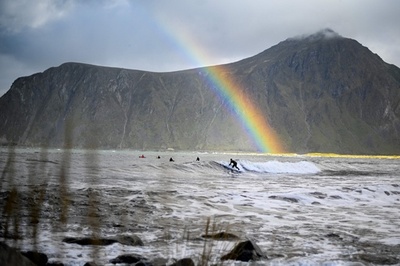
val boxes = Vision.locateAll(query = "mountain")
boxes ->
[1,29,400,154]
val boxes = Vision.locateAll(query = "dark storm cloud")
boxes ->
[1,0,400,96]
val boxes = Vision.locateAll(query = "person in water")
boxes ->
[196,157,200,161]
[229,158,239,170]
[169,157,174,162]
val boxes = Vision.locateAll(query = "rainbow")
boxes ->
[154,17,285,153]
[201,65,284,153]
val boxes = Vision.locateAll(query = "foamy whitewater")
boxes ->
[1,148,399,265]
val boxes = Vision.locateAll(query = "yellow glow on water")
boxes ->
[244,152,400,159]
[304,153,400,160]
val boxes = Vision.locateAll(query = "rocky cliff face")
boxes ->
[1,30,400,154]
[233,30,400,154]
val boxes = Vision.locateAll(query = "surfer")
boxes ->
[229,158,240,170]
[169,157,174,162]
[196,157,200,161]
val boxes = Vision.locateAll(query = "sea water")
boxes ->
[0,148,399,265]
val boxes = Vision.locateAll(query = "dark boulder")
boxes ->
[0,242,36,266]
[201,231,240,240]
[117,235,144,246]
[63,235,144,246]
[63,237,116,246]
[169,258,195,266]
[109,254,148,264]
[221,239,266,262]
[21,251,48,266]
[83,262,98,266]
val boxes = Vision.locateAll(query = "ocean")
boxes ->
[1,148,399,265]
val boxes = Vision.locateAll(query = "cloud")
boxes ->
[0,0,74,33]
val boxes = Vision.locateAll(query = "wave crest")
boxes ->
[237,160,320,174]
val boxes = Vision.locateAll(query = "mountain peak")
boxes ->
[289,28,342,42]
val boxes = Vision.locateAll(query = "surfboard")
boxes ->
[210,161,242,173]
[220,162,242,173]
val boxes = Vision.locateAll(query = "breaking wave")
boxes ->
[213,160,321,174]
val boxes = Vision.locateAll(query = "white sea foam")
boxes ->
[0,148,399,265]
[238,160,321,174]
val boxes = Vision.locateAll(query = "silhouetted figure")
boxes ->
[196,157,200,161]
[169,157,174,162]
[229,158,239,170]
[157,156,161,159]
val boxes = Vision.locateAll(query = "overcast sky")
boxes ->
[1,0,399,97]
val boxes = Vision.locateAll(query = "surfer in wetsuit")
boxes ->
[229,158,240,170]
